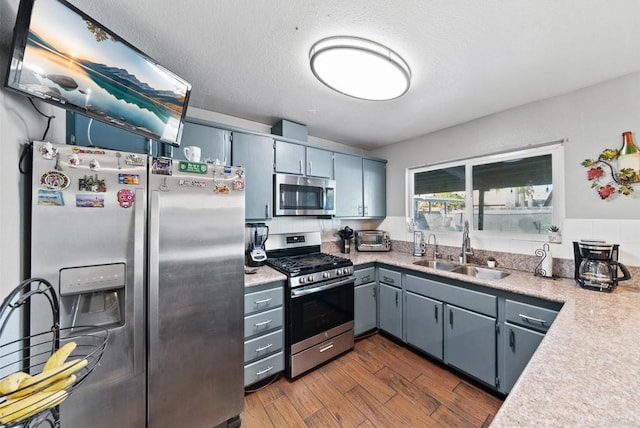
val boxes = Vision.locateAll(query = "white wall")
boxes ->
[371,72,640,266]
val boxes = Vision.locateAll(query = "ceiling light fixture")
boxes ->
[309,36,411,101]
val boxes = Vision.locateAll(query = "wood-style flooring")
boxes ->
[242,333,504,427]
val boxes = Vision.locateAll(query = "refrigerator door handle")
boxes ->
[149,190,161,373]
[133,187,146,374]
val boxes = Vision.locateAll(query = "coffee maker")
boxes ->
[573,241,631,292]
[246,223,269,267]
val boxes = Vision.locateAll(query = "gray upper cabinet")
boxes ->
[232,132,274,220]
[275,141,334,178]
[174,121,231,165]
[334,153,364,217]
[274,140,305,174]
[306,147,333,178]
[363,159,386,218]
[334,153,386,218]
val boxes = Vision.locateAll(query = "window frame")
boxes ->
[407,143,565,240]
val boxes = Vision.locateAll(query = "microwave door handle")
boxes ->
[322,188,327,210]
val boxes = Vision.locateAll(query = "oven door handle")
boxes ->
[291,276,355,298]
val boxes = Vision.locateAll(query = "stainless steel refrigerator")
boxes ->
[30,142,245,427]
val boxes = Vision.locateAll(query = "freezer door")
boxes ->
[30,142,146,428]
[147,162,245,427]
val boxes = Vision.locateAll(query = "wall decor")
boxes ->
[581,132,640,200]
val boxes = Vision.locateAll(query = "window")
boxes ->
[408,144,563,236]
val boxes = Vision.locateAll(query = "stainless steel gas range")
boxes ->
[266,232,354,378]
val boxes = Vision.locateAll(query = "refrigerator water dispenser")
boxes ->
[59,263,126,328]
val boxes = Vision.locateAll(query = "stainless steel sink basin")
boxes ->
[450,265,510,280]
[413,259,458,271]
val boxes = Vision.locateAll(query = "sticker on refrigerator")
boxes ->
[151,157,173,175]
[233,170,245,191]
[37,141,57,160]
[118,173,140,185]
[79,175,107,192]
[76,194,105,208]
[72,146,106,155]
[178,179,207,188]
[37,189,64,206]
[214,182,230,194]
[40,170,70,190]
[117,189,135,208]
[125,154,146,167]
[178,161,208,174]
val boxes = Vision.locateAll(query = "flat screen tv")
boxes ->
[5,0,192,146]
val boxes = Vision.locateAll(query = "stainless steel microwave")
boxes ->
[274,174,336,216]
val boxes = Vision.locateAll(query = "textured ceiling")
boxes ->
[61,0,640,149]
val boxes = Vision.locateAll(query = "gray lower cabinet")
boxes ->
[354,266,377,336]
[405,292,443,360]
[445,304,497,387]
[232,132,274,220]
[378,267,403,340]
[244,282,284,386]
[501,322,544,393]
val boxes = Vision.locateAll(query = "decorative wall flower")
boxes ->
[581,146,636,199]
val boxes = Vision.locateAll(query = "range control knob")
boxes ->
[323,272,330,279]
[336,268,343,275]
[308,275,314,283]
[299,277,306,284]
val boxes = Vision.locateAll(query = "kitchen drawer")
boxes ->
[244,307,283,338]
[244,286,283,315]
[354,267,375,286]
[505,299,558,332]
[406,274,497,317]
[244,351,284,386]
[244,329,283,364]
[378,267,401,287]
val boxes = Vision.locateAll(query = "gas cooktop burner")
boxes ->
[267,252,352,276]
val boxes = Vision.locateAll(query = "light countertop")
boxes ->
[244,250,640,427]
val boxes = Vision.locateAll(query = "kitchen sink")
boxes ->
[450,265,510,280]
[413,259,458,271]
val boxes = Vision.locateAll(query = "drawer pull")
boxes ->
[255,366,273,376]
[254,319,272,327]
[518,314,546,325]
[255,343,273,352]
[362,275,371,282]
[319,343,334,353]
[253,298,273,305]
[383,276,395,284]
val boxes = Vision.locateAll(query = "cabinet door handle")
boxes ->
[308,161,313,174]
[299,159,303,174]
[434,305,438,322]
[253,298,272,305]
[265,204,270,217]
[255,343,273,352]
[449,309,453,327]
[518,313,546,325]
[364,206,368,215]
[358,205,363,215]
[395,291,398,307]
[256,366,273,376]
[509,329,515,350]
[254,319,272,327]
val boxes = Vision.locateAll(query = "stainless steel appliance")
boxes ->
[355,230,392,252]
[273,174,336,216]
[337,226,354,254]
[573,241,631,292]
[246,222,269,266]
[30,142,245,428]
[265,232,354,378]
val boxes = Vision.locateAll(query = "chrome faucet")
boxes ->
[427,233,439,260]
[461,220,474,264]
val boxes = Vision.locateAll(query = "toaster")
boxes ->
[355,230,391,252]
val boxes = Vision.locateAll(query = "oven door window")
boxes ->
[280,184,324,210]
[290,282,354,344]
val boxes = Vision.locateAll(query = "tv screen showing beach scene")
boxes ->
[5,0,191,146]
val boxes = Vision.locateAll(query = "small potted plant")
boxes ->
[548,225,561,243]
[487,256,497,268]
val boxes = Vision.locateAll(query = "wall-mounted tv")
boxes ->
[5,0,192,146]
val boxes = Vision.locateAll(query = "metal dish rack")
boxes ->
[0,278,108,427]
